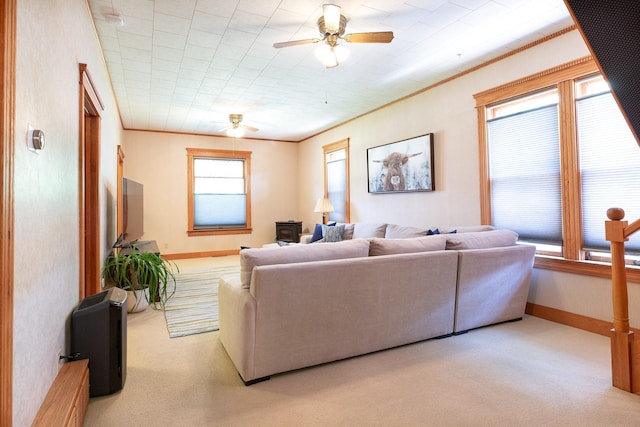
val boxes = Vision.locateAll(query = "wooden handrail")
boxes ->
[605,207,640,393]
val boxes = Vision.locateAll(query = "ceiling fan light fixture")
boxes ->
[227,126,244,138]
[322,4,341,33]
[315,42,349,68]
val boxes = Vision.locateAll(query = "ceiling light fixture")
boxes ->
[322,4,342,33]
[226,125,244,138]
[104,11,124,26]
[315,42,350,68]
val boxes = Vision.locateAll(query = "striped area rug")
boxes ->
[164,265,239,338]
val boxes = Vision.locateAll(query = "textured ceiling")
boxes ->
[86,0,573,141]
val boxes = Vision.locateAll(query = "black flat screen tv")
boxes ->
[114,177,144,248]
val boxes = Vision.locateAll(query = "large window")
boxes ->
[475,56,640,280]
[186,148,252,236]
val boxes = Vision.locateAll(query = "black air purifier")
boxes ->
[71,287,127,397]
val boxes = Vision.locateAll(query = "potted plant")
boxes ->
[102,246,179,312]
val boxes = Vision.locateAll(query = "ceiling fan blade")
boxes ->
[242,124,259,132]
[273,38,322,48]
[343,31,394,43]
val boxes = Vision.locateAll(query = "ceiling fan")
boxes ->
[219,114,259,138]
[273,3,394,68]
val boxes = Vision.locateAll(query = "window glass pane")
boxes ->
[488,89,558,119]
[194,194,246,228]
[327,158,346,223]
[190,154,248,229]
[194,158,243,178]
[488,104,562,245]
[578,91,640,252]
[194,177,244,194]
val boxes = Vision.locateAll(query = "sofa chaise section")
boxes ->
[453,244,536,333]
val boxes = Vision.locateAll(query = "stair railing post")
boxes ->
[605,207,633,391]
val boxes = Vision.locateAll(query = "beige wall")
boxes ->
[121,131,299,253]
[13,0,122,425]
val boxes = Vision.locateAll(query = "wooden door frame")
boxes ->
[1,0,16,424]
[79,64,103,299]
[117,146,124,239]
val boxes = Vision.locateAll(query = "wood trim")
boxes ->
[476,107,491,225]
[79,64,103,299]
[161,249,241,260]
[116,146,124,239]
[558,80,582,260]
[474,56,598,107]
[534,255,640,284]
[526,302,640,337]
[0,0,16,423]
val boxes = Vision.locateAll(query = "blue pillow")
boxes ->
[427,228,457,235]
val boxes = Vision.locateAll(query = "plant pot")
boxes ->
[126,288,149,313]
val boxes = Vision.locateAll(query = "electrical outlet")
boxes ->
[56,349,63,372]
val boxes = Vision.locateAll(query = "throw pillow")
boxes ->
[310,224,324,243]
[322,224,345,242]
[311,222,336,243]
[353,223,387,239]
[427,228,457,235]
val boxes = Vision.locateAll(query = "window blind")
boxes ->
[578,92,640,252]
[487,105,562,245]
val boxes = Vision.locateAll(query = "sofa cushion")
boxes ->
[240,239,370,288]
[322,224,345,242]
[339,223,355,240]
[445,229,518,250]
[368,235,447,256]
[384,224,426,239]
[353,223,387,239]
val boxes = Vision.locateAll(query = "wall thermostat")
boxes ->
[27,125,45,152]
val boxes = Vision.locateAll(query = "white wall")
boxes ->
[121,131,299,253]
[13,0,122,425]
[298,31,640,328]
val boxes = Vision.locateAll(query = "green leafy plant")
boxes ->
[102,246,179,309]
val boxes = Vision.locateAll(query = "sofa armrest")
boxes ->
[218,274,257,382]
[299,234,313,244]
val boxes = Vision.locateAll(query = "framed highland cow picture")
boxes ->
[367,133,434,194]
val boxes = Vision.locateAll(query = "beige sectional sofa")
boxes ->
[219,224,536,385]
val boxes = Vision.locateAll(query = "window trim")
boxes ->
[475,55,640,283]
[322,138,350,224]
[186,148,252,236]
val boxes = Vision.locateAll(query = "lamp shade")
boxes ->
[314,197,335,213]
[323,4,341,33]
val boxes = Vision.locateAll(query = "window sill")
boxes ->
[187,227,252,237]
[534,254,640,284]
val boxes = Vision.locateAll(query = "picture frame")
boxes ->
[367,133,434,194]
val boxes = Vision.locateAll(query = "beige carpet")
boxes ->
[84,258,640,426]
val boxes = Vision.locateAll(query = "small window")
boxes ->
[323,139,350,224]
[186,148,252,236]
